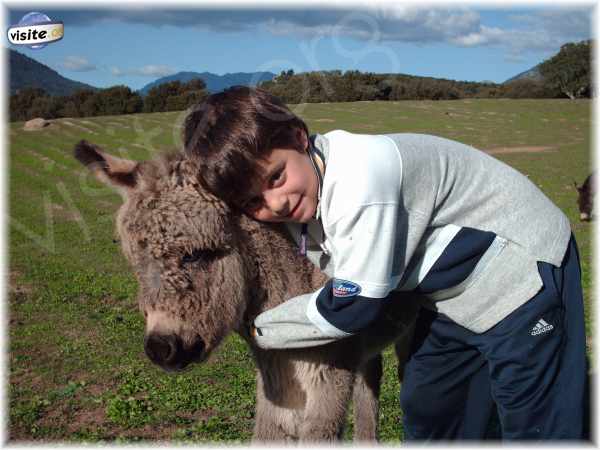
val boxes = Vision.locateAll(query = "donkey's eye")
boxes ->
[181,249,222,265]
[181,250,203,264]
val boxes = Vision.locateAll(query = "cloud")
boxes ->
[509,9,590,42]
[262,8,484,44]
[448,11,589,56]
[374,7,482,43]
[61,56,96,72]
[110,67,125,76]
[110,65,177,77]
[504,53,527,64]
[9,6,592,58]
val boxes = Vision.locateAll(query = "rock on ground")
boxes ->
[23,118,50,131]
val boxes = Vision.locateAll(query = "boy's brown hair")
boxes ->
[183,86,309,209]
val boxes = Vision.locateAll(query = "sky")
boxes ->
[4,3,595,91]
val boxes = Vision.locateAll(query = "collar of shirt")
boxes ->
[309,134,328,220]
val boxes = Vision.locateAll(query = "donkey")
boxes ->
[74,140,419,442]
[574,172,596,222]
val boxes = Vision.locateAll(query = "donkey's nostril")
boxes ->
[144,333,179,366]
[144,333,206,371]
[190,336,205,360]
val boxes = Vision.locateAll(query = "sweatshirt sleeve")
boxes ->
[253,279,388,350]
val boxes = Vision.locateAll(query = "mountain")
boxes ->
[504,65,543,84]
[9,49,97,96]
[138,71,276,96]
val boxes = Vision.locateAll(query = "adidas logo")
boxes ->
[531,318,554,336]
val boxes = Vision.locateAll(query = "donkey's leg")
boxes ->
[352,354,383,442]
[252,371,289,443]
[299,367,355,442]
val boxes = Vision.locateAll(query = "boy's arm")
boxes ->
[253,138,408,350]
[252,279,390,349]
[253,204,403,349]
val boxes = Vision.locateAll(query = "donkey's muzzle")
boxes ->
[144,333,205,371]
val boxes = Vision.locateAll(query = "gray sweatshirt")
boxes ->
[253,131,571,349]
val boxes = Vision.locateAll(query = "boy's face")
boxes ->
[244,145,319,223]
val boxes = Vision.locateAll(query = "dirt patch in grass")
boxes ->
[8,270,33,296]
[112,408,219,440]
[39,401,76,429]
[115,423,182,440]
[176,408,218,423]
[9,345,60,390]
[13,378,116,439]
[484,146,557,155]
[314,118,336,122]
[66,405,107,433]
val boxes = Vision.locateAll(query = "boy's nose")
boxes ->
[263,191,289,216]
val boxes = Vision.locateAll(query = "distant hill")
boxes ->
[504,65,543,84]
[9,49,97,96]
[138,71,276,96]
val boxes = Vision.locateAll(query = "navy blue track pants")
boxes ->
[400,236,589,440]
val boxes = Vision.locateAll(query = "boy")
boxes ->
[183,86,588,440]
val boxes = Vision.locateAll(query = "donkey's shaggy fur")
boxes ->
[75,140,418,442]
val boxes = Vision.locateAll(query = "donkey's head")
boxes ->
[75,141,255,372]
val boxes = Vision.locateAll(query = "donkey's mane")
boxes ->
[134,151,228,211]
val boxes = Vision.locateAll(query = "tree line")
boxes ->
[10,79,208,122]
[261,40,591,104]
[259,70,559,104]
[10,40,591,122]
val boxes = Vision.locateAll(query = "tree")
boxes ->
[539,40,592,99]
[144,81,182,112]
[179,79,208,109]
[96,85,143,116]
[61,100,79,118]
[81,95,101,117]
[28,95,64,119]
[143,79,207,113]
[275,69,295,83]
[9,87,47,121]
[501,79,557,99]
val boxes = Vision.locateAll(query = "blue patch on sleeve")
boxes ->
[316,279,386,333]
[332,279,362,298]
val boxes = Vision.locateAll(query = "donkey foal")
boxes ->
[74,140,418,442]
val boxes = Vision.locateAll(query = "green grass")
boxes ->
[8,99,593,442]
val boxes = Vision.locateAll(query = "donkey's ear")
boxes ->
[74,140,138,198]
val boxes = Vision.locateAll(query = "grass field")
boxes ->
[7,99,593,442]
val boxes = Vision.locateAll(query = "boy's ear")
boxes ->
[295,127,309,152]
[73,140,139,199]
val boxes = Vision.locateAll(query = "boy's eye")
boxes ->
[269,169,285,187]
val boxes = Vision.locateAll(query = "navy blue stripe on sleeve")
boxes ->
[416,227,496,294]
[315,279,388,334]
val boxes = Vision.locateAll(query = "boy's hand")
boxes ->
[247,291,350,350]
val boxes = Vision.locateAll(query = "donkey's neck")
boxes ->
[239,215,327,321]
